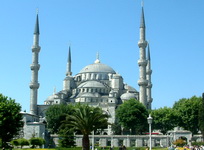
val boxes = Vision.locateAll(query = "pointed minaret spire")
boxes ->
[147,42,151,61]
[146,42,153,109]
[66,46,72,76]
[140,6,146,28]
[34,10,40,34]
[30,13,41,115]
[138,6,148,108]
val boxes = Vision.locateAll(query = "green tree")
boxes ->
[29,137,45,148]
[45,104,74,134]
[111,122,122,135]
[63,104,109,150]
[0,93,23,147]
[116,99,148,135]
[151,107,178,134]
[198,93,204,141]
[173,96,202,134]
[58,127,75,148]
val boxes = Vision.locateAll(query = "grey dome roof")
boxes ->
[120,92,137,100]
[78,81,105,88]
[45,94,58,102]
[79,61,116,74]
[124,85,138,92]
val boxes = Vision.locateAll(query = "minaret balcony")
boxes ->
[32,45,41,52]
[30,64,40,70]
[138,79,148,86]
[146,69,152,74]
[138,40,147,48]
[138,59,147,66]
[30,82,40,89]
[147,98,153,103]
[146,83,152,88]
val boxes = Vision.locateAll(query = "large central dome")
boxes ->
[79,59,116,74]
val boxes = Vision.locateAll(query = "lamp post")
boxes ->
[92,128,94,150]
[147,114,153,150]
[42,132,45,148]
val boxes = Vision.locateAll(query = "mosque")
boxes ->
[21,6,153,143]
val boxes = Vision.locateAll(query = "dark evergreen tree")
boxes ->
[58,128,75,148]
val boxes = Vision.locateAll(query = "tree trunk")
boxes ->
[82,134,89,150]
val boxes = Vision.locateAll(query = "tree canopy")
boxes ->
[0,93,23,147]
[151,107,178,134]
[116,98,148,135]
[63,104,109,150]
[45,104,74,134]
[173,96,201,134]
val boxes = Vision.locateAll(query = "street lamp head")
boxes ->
[147,114,153,124]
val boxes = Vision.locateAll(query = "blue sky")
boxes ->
[0,0,204,112]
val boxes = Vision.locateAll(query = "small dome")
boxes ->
[124,85,138,92]
[45,94,58,101]
[79,62,115,74]
[120,92,137,101]
[78,81,105,88]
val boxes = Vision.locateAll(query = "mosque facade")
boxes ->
[21,6,153,143]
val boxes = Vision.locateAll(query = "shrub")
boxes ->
[18,138,29,148]
[29,137,45,148]
[192,141,204,146]
[11,139,19,147]
[173,139,186,147]
[0,139,2,148]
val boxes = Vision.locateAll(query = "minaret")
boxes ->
[146,43,153,109]
[63,46,73,91]
[30,13,41,115]
[138,6,148,108]
[66,46,72,76]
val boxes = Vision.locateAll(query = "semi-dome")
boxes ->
[79,59,116,74]
[120,92,137,101]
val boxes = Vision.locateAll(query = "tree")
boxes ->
[0,93,23,147]
[45,104,74,134]
[111,122,122,135]
[116,99,149,135]
[63,104,109,150]
[173,96,202,134]
[151,107,178,134]
[58,127,75,148]
[198,93,204,141]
